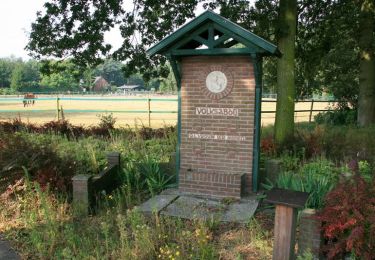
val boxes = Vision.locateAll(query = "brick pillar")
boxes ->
[71,174,92,215]
[298,208,322,258]
[106,152,120,167]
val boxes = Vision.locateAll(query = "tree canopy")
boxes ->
[24,0,375,127]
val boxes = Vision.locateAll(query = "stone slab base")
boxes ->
[138,195,179,215]
[138,193,259,223]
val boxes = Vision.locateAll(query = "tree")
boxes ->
[26,0,199,80]
[94,59,126,86]
[274,0,297,146]
[27,0,375,127]
[357,0,375,126]
[0,57,20,88]
[10,60,40,91]
[159,65,177,92]
[40,60,80,90]
[10,63,24,91]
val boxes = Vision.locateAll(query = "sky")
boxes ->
[0,1,206,60]
[0,0,46,59]
[0,0,137,60]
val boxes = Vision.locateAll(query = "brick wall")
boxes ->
[298,208,322,258]
[179,56,255,198]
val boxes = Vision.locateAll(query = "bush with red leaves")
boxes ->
[318,176,375,259]
[0,119,176,140]
[260,135,276,156]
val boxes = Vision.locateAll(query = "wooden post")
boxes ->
[264,188,308,260]
[273,205,297,260]
[309,100,314,123]
[56,97,60,120]
[148,98,151,127]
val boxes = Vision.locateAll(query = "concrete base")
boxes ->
[138,195,179,215]
[0,235,20,260]
[138,191,259,223]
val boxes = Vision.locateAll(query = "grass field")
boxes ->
[0,94,335,128]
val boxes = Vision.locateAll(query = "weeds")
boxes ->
[0,176,273,259]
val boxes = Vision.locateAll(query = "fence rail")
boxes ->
[0,96,340,127]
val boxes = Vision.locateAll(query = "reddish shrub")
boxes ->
[35,167,70,193]
[0,119,175,140]
[260,135,276,156]
[318,176,375,259]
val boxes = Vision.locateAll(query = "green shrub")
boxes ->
[263,157,338,209]
[97,113,116,129]
[315,108,357,125]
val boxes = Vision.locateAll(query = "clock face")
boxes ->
[200,66,233,100]
[206,71,227,94]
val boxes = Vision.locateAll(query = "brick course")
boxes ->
[179,56,255,198]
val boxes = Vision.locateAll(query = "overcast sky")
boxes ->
[0,1,208,60]
[0,0,45,59]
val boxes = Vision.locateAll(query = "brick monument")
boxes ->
[148,10,279,199]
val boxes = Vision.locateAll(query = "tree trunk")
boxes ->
[274,0,297,147]
[358,0,375,127]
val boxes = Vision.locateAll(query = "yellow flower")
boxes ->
[175,251,180,256]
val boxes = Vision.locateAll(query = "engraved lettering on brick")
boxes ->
[195,107,239,117]
[188,133,246,141]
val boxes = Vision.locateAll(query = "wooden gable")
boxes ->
[147,10,280,57]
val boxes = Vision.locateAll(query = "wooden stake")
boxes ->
[148,98,151,128]
[273,205,297,260]
[309,100,314,123]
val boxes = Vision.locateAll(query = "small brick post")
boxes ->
[298,208,322,258]
[106,152,120,167]
[71,174,92,215]
[264,159,282,184]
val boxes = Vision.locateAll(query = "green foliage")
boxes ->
[94,59,126,87]
[0,87,17,95]
[40,60,81,90]
[297,249,314,260]
[142,156,175,195]
[0,131,108,187]
[265,124,375,166]
[0,57,20,88]
[97,113,116,129]
[358,160,373,182]
[10,60,40,91]
[159,64,177,92]
[315,108,357,125]
[321,125,375,164]
[263,157,338,209]
[120,152,175,202]
[0,176,273,259]
[10,64,23,90]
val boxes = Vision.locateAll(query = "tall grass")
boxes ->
[0,176,273,259]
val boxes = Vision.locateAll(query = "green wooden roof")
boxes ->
[147,10,280,57]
